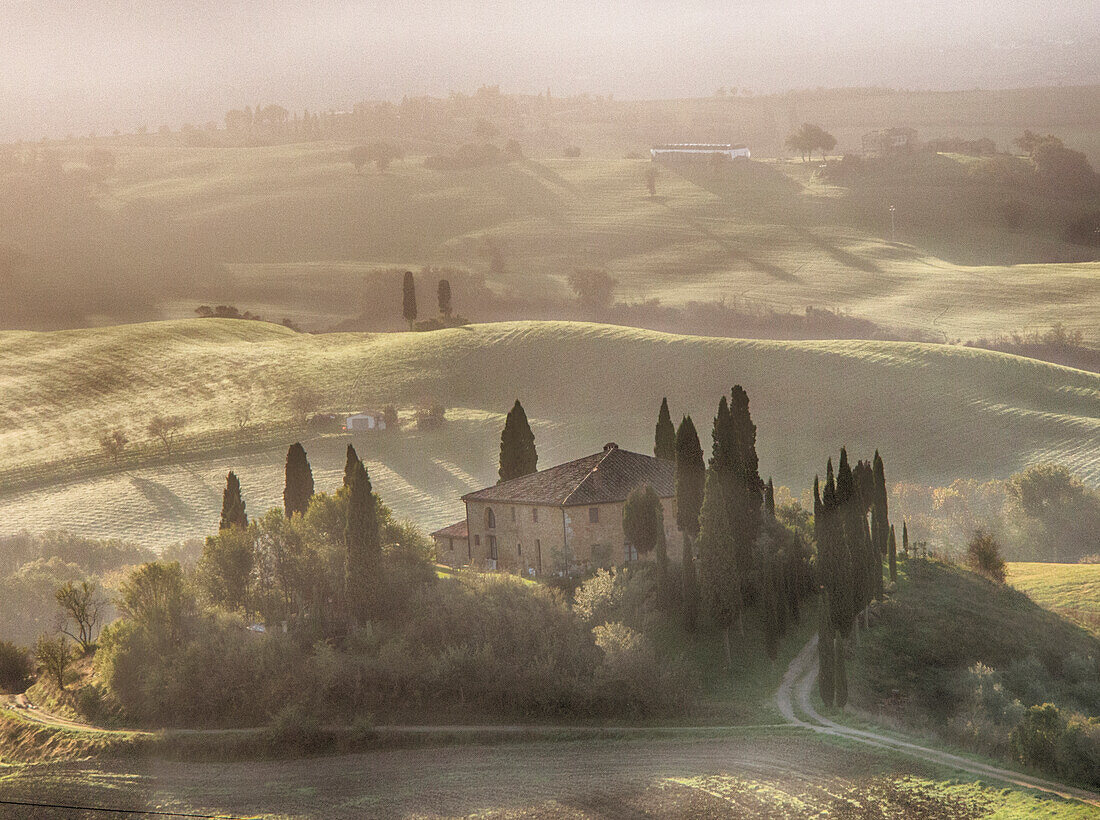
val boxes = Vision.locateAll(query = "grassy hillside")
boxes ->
[1007,563,1100,636]
[2,140,1097,338]
[0,319,1096,546]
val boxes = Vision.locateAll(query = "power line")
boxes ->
[0,797,257,818]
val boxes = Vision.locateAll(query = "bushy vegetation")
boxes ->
[0,532,153,646]
[853,559,1100,787]
[893,463,1100,563]
[0,641,32,693]
[83,444,690,727]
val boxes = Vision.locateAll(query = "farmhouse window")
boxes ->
[532,507,539,522]
[511,506,516,522]
[625,543,638,562]
[474,535,480,546]
[517,543,522,556]
[489,535,498,560]
[589,507,599,524]
[486,508,496,529]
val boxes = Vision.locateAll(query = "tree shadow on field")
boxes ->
[791,226,883,273]
[520,159,579,195]
[129,476,193,522]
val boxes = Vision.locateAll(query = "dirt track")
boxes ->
[775,635,1100,808]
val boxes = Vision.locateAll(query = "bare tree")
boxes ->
[55,580,104,654]
[148,415,185,456]
[232,388,257,430]
[34,634,70,690]
[99,429,129,465]
[289,388,320,427]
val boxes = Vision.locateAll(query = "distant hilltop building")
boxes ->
[343,411,386,432]
[861,128,918,157]
[433,443,679,575]
[651,143,750,162]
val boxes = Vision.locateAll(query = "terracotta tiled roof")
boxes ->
[462,446,674,507]
[430,520,468,539]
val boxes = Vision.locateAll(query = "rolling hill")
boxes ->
[3,140,1097,339]
[0,319,1095,547]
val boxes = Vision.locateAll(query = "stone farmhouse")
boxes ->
[432,443,679,574]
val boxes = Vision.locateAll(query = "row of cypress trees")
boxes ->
[663,389,814,665]
[216,441,382,625]
[813,448,896,706]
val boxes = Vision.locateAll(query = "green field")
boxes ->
[0,319,1095,546]
[1007,562,1100,636]
[4,139,1097,339]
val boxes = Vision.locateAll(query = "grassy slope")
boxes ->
[1007,562,1100,636]
[854,559,1100,718]
[0,319,1096,546]
[6,143,1097,338]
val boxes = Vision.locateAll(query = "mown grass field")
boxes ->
[1,732,1097,819]
[1007,562,1100,636]
[0,319,1096,546]
[5,140,1097,338]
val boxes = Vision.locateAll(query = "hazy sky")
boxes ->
[2,1,1098,141]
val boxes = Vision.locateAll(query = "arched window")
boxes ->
[486,508,496,529]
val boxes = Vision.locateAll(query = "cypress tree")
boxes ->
[728,385,763,578]
[675,416,704,632]
[283,442,314,518]
[219,471,247,530]
[764,477,776,519]
[343,444,360,488]
[654,398,676,461]
[817,589,835,706]
[697,469,740,667]
[823,458,853,636]
[345,457,380,624]
[834,633,848,708]
[902,520,909,558]
[402,270,417,329]
[498,400,538,482]
[623,485,667,604]
[871,451,889,556]
[888,524,898,583]
[437,278,452,319]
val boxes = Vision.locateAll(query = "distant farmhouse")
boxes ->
[344,411,386,432]
[651,143,750,162]
[861,128,918,157]
[432,443,679,574]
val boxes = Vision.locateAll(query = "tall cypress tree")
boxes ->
[764,477,776,519]
[675,416,704,633]
[498,400,538,482]
[343,444,360,488]
[402,270,417,329]
[818,588,835,706]
[283,442,314,518]
[834,633,848,708]
[902,520,909,558]
[219,471,247,530]
[345,457,380,624]
[437,278,452,318]
[728,385,763,578]
[654,397,676,461]
[871,451,889,556]
[697,469,740,667]
[888,524,898,583]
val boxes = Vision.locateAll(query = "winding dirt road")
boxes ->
[775,635,1100,808]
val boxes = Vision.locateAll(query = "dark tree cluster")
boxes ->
[813,448,893,707]
[658,390,815,665]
